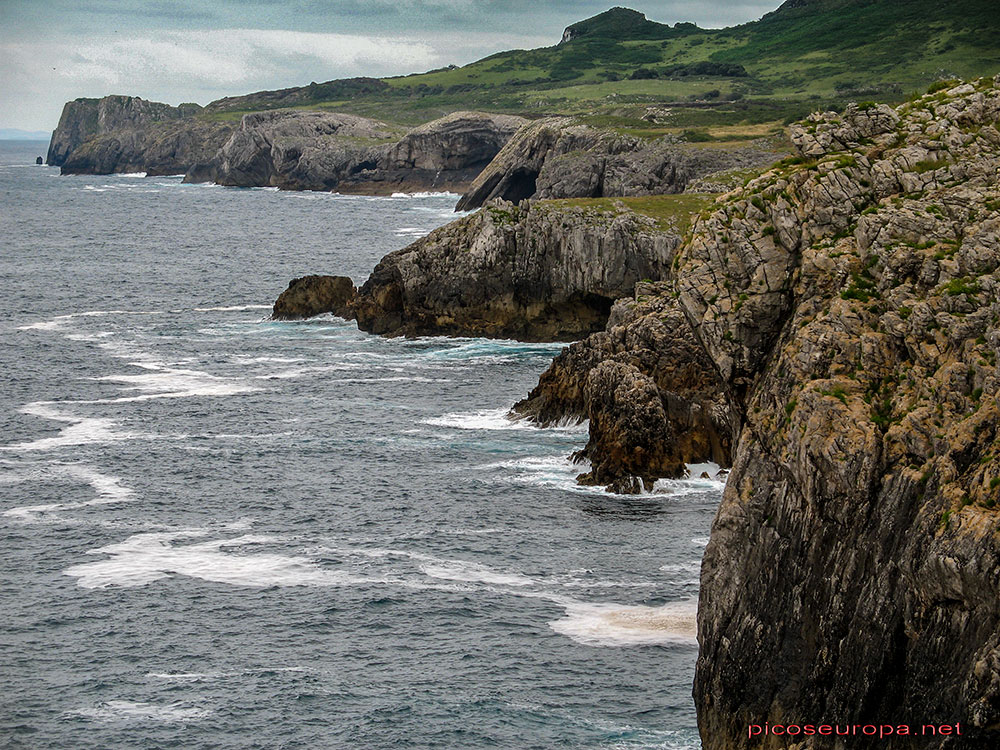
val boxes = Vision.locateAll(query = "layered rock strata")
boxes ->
[691,79,1000,750]
[455,117,779,210]
[353,199,687,341]
[516,77,1000,747]
[47,96,234,175]
[185,110,527,193]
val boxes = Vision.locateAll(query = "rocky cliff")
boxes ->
[455,117,779,210]
[185,110,527,193]
[47,95,234,175]
[516,77,1000,746]
[353,195,706,341]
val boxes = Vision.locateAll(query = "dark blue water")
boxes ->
[0,141,719,749]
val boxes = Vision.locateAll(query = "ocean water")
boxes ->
[0,141,720,749]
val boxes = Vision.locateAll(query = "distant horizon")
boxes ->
[0,129,52,141]
[1,1,782,131]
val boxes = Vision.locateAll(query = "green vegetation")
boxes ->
[819,384,850,404]
[842,271,879,302]
[540,193,714,233]
[194,1,1000,134]
[914,158,950,173]
[943,277,981,296]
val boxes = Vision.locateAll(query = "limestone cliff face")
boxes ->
[353,199,682,341]
[692,79,1000,749]
[517,77,1000,746]
[185,110,527,194]
[455,117,778,210]
[47,95,233,175]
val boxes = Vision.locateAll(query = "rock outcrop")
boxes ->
[455,117,779,210]
[47,96,234,175]
[272,275,357,320]
[353,198,694,341]
[513,285,735,491]
[517,76,1000,747]
[185,110,527,194]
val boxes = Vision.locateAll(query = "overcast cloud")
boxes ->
[1,1,780,131]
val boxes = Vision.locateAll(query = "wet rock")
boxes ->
[513,285,734,491]
[272,275,357,320]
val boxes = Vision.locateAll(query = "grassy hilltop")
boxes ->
[202,0,1000,140]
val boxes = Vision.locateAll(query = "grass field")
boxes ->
[199,1,1000,137]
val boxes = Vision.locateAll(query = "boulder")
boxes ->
[272,275,357,320]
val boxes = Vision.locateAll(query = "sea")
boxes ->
[0,140,722,750]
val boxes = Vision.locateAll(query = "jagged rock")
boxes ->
[185,110,527,194]
[352,200,682,341]
[690,75,1000,748]
[455,117,780,210]
[187,111,402,189]
[272,275,357,320]
[47,96,233,175]
[513,284,734,490]
[576,360,687,491]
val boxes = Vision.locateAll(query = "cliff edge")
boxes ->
[353,194,709,341]
[516,76,1000,745]
[186,110,526,194]
[47,95,233,175]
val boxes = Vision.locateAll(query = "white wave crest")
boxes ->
[3,463,136,522]
[64,532,372,589]
[0,402,135,452]
[548,600,698,647]
[424,408,586,433]
[193,304,272,312]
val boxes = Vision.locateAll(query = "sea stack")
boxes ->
[272,275,357,320]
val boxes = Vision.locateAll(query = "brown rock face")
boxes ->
[272,275,357,320]
[577,360,687,493]
[689,80,1000,750]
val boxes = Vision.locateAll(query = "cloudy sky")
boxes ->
[1,1,780,132]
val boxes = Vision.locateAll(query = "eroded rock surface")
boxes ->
[455,117,780,210]
[513,285,734,490]
[272,275,357,320]
[690,79,1000,750]
[515,76,1000,747]
[47,96,234,175]
[353,199,685,341]
[186,110,527,194]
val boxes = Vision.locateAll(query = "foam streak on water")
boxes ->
[0,144,715,750]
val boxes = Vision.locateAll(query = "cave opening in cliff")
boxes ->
[501,168,538,203]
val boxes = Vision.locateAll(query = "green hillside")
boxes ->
[203,0,1000,138]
